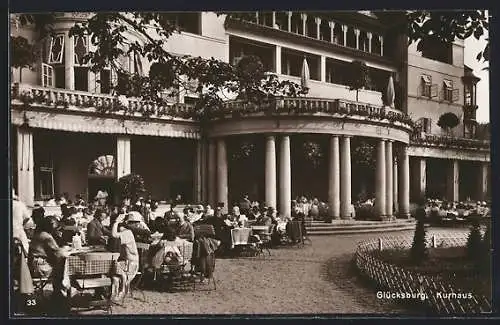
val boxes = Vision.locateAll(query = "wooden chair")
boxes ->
[158,242,195,292]
[67,252,119,314]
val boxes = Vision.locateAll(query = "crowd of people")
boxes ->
[12,189,310,312]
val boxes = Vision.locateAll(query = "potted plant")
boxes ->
[117,173,147,203]
[437,112,460,136]
[347,60,370,102]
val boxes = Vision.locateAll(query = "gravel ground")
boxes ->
[101,228,467,315]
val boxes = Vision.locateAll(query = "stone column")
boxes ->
[447,160,459,202]
[216,138,228,214]
[478,162,488,201]
[272,12,277,28]
[385,141,393,218]
[255,12,259,24]
[287,11,292,32]
[342,25,348,47]
[399,146,410,218]
[328,136,340,220]
[354,28,360,50]
[412,157,427,201]
[275,45,282,74]
[265,135,277,209]
[328,21,335,43]
[200,139,208,203]
[207,139,216,207]
[17,127,35,206]
[315,17,321,40]
[375,139,387,218]
[393,158,398,213]
[64,34,75,90]
[194,140,202,203]
[367,32,373,53]
[301,13,307,36]
[320,56,326,82]
[279,135,292,218]
[116,136,131,180]
[340,136,352,219]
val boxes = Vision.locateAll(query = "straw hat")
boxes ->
[126,211,143,223]
[95,190,109,200]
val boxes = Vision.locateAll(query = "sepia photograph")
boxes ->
[9,9,492,317]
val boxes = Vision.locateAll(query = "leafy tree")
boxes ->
[406,10,489,63]
[437,112,460,133]
[480,221,491,274]
[117,173,147,203]
[13,13,306,117]
[466,215,483,263]
[476,122,490,140]
[347,60,369,102]
[410,201,428,264]
[11,36,37,82]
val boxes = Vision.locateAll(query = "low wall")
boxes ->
[354,233,491,314]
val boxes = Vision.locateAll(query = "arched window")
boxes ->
[88,155,115,177]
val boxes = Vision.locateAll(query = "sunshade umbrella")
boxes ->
[386,75,395,108]
[301,57,310,90]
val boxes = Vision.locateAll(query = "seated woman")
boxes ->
[151,227,188,270]
[176,211,195,242]
[230,206,248,228]
[28,216,71,303]
[248,206,261,221]
[110,213,139,302]
[125,211,152,243]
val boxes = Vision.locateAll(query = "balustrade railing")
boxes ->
[11,83,197,120]
[411,132,490,150]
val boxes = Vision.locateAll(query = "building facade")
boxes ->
[10,11,490,217]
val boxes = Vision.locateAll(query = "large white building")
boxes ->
[10,11,490,218]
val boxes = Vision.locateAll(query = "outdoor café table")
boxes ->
[250,225,269,236]
[230,227,252,249]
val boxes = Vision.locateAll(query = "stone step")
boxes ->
[306,221,415,231]
[307,225,416,235]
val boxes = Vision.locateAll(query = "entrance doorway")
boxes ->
[88,154,116,204]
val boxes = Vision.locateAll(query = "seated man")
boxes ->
[177,211,195,242]
[86,209,112,245]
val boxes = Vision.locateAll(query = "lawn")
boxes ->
[371,246,491,299]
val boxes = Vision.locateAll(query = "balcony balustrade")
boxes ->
[11,83,197,120]
[411,132,490,150]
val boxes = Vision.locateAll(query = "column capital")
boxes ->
[354,28,360,36]
[287,11,293,17]
[342,135,353,139]
[367,32,372,39]
[379,35,384,43]
[315,17,321,24]
[342,24,348,32]
[301,13,308,20]
[328,21,335,28]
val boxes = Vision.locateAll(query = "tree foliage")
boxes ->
[11,36,38,81]
[407,10,489,63]
[437,112,460,130]
[410,206,428,264]
[466,215,483,262]
[347,60,370,102]
[13,13,306,116]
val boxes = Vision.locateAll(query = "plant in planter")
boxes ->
[11,36,38,83]
[231,140,255,161]
[303,140,323,168]
[347,60,370,102]
[117,173,147,203]
[437,112,460,135]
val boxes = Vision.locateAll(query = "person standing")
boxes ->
[12,189,31,253]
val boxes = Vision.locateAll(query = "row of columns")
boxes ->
[257,12,384,54]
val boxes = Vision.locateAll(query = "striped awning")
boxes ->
[11,109,200,139]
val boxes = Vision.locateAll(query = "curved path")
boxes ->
[108,228,467,315]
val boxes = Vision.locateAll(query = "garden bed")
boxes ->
[371,246,491,298]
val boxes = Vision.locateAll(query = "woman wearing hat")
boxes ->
[110,213,139,302]
[94,190,110,211]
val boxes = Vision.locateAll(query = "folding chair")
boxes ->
[67,252,119,314]
[127,242,149,302]
[255,224,275,256]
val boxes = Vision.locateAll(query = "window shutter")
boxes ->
[88,70,99,93]
[41,63,54,87]
[452,89,459,102]
[48,35,64,64]
[431,84,438,98]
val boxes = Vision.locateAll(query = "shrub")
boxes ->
[117,173,147,203]
[410,206,428,264]
[466,215,483,262]
[355,204,376,221]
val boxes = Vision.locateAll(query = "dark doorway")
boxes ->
[170,180,193,203]
[88,177,116,204]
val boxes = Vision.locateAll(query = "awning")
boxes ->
[11,109,200,139]
[421,75,431,84]
[443,79,453,89]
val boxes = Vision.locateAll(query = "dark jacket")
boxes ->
[86,218,111,245]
